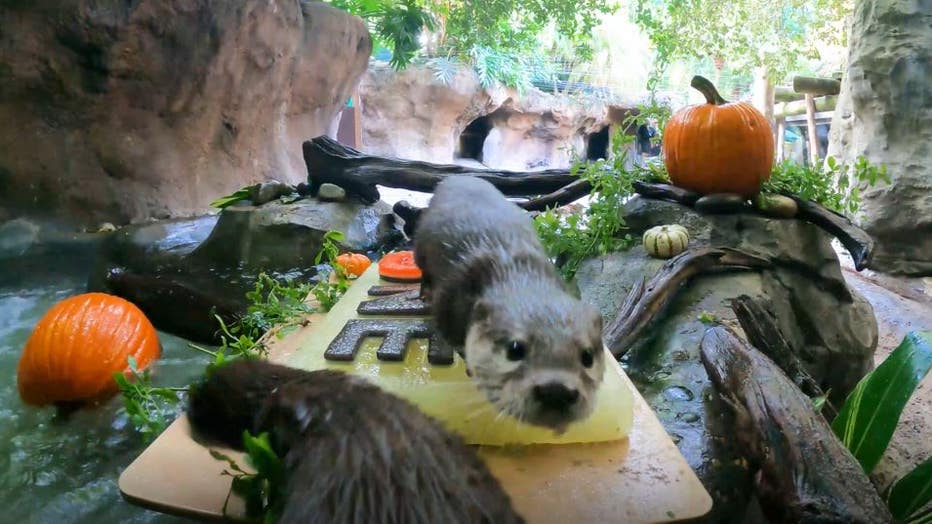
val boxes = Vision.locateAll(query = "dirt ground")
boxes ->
[836,244,932,489]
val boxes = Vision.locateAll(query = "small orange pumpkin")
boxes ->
[335,252,372,277]
[663,75,775,198]
[17,293,162,406]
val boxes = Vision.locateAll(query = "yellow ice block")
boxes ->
[286,265,633,446]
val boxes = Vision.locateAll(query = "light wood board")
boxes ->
[119,271,712,523]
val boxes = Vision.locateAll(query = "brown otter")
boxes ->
[187,359,523,524]
[413,175,605,433]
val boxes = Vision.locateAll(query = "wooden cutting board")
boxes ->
[119,270,712,523]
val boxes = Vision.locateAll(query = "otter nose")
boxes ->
[533,382,579,410]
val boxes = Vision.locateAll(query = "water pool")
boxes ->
[0,269,203,523]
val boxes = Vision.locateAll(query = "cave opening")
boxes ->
[586,126,610,161]
[456,116,492,162]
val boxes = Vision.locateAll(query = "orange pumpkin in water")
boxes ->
[17,293,162,406]
[663,75,775,197]
[335,252,372,277]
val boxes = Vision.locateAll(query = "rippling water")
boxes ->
[0,271,202,523]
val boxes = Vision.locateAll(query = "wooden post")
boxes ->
[804,94,820,166]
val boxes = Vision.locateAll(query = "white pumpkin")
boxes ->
[643,225,689,259]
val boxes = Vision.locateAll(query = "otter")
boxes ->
[413,176,605,433]
[187,359,523,524]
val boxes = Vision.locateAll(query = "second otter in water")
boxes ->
[414,176,605,433]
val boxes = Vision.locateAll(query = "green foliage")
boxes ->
[697,311,719,325]
[328,0,436,70]
[212,432,286,523]
[533,130,669,281]
[113,356,185,442]
[763,155,889,215]
[632,0,851,84]
[832,331,932,473]
[211,187,253,210]
[884,457,932,523]
[310,231,354,312]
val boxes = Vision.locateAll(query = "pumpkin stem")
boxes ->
[691,75,728,105]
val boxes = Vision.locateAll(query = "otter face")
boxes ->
[464,295,606,433]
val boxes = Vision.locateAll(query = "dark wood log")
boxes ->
[700,326,891,523]
[793,76,841,97]
[786,196,875,271]
[603,247,772,358]
[633,181,701,206]
[518,178,592,211]
[730,295,838,420]
[302,136,577,204]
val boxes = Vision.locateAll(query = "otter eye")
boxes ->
[506,341,527,361]
[581,348,595,368]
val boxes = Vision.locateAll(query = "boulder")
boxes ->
[89,198,404,343]
[0,1,371,226]
[826,0,932,275]
[191,198,402,271]
[576,197,878,521]
[358,62,636,169]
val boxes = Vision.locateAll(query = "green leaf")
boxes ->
[886,456,932,522]
[210,188,253,209]
[831,332,932,473]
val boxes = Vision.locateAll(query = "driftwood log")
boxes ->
[730,295,838,420]
[632,180,701,206]
[603,247,772,358]
[302,136,577,204]
[788,196,875,271]
[700,326,892,523]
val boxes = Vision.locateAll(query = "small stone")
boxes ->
[96,222,117,233]
[752,193,798,218]
[694,193,749,214]
[317,183,347,202]
[251,180,292,205]
[296,182,313,196]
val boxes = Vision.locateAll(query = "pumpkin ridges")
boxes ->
[17,292,161,406]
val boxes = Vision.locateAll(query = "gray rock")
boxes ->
[192,198,402,272]
[827,0,932,276]
[576,196,878,521]
[0,1,371,226]
[317,183,347,202]
[0,218,41,259]
[251,181,294,205]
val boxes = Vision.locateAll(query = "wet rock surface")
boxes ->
[88,198,404,343]
[576,196,878,521]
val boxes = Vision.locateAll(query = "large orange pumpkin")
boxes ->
[663,75,775,197]
[17,293,162,406]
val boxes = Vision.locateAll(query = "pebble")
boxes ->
[318,183,347,202]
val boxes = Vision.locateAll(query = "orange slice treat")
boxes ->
[378,250,422,282]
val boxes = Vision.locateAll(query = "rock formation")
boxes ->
[827,0,932,275]
[88,195,403,343]
[0,1,371,226]
[358,62,637,169]
[575,197,878,521]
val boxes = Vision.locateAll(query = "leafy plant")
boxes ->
[308,231,354,312]
[697,311,719,325]
[210,187,254,210]
[763,155,889,215]
[212,432,286,523]
[113,356,186,442]
[534,130,661,280]
[831,331,932,523]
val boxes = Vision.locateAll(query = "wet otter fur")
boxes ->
[187,359,523,524]
[413,176,605,433]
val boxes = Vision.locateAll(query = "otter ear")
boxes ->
[471,299,492,324]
